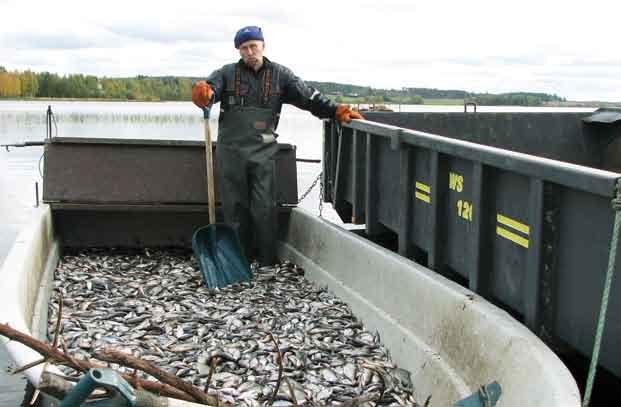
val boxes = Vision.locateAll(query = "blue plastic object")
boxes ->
[192,223,252,288]
[453,381,502,407]
[60,368,136,407]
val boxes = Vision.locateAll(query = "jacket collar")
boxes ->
[238,56,271,73]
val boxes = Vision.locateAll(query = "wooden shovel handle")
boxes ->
[204,117,216,224]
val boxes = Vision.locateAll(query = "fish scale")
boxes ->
[49,248,418,406]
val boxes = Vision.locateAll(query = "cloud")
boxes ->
[1,0,620,101]
[103,24,227,45]
[1,32,98,50]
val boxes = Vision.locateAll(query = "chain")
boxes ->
[298,171,322,203]
[319,171,324,218]
[297,171,324,218]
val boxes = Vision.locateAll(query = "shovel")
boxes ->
[192,105,251,288]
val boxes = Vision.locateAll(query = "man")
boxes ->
[192,25,363,266]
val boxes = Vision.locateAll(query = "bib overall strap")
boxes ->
[262,67,273,106]
[235,64,243,106]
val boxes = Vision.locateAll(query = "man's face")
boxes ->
[239,40,265,71]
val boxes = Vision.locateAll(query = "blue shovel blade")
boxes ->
[192,224,251,288]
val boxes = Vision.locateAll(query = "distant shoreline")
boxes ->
[330,96,616,108]
[1,97,617,108]
[0,97,170,102]
[543,100,620,108]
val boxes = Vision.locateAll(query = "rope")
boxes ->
[582,187,621,406]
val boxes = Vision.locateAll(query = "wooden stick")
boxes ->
[38,371,204,407]
[12,357,47,375]
[204,115,216,224]
[14,295,65,375]
[268,332,284,407]
[284,377,298,406]
[61,340,83,370]
[205,356,219,394]
[52,294,63,348]
[95,348,220,406]
[0,323,213,404]
[30,294,65,406]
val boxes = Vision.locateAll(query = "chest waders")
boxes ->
[216,65,279,265]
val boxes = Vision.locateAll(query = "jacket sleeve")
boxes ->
[205,65,228,104]
[280,66,337,119]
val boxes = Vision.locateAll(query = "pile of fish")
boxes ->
[48,248,418,406]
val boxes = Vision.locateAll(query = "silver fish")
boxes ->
[48,249,418,406]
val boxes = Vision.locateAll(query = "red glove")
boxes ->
[335,104,365,123]
[192,80,214,108]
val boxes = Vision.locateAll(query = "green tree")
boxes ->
[67,74,88,98]
[20,70,38,97]
[408,95,424,104]
[178,78,192,101]
[84,75,100,97]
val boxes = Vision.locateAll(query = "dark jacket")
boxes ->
[206,57,337,131]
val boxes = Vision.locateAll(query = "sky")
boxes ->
[1,0,620,101]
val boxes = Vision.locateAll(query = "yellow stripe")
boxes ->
[415,182,430,194]
[497,214,530,235]
[415,191,431,203]
[497,226,529,248]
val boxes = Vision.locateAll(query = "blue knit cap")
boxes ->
[234,26,264,49]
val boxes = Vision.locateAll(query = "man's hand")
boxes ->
[192,80,214,108]
[335,104,365,123]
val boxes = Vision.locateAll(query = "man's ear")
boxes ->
[261,41,266,51]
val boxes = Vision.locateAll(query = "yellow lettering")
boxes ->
[457,199,473,221]
[449,172,464,192]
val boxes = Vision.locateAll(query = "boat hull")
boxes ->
[0,205,581,406]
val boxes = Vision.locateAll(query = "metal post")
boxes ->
[464,102,477,113]
[34,182,39,207]
[47,105,52,139]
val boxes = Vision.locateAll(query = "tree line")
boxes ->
[0,66,565,106]
[309,82,566,106]
[470,92,565,106]
[0,67,192,101]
